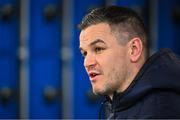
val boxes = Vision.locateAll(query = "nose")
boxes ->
[84,53,96,70]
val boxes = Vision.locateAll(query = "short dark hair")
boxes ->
[79,6,148,57]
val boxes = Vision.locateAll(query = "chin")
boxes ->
[93,88,106,96]
[93,86,115,96]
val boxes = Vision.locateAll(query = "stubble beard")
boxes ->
[92,65,127,96]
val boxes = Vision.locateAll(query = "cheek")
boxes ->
[104,56,127,78]
[98,58,116,77]
[102,53,124,66]
[97,50,127,72]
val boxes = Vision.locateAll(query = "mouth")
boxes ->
[88,71,101,82]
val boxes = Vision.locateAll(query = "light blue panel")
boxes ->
[116,0,146,6]
[0,57,19,118]
[157,0,180,55]
[29,56,61,118]
[0,0,19,118]
[0,0,19,51]
[157,0,174,50]
[29,0,62,118]
[29,0,61,53]
[116,0,148,25]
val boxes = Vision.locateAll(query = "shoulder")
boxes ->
[139,90,180,118]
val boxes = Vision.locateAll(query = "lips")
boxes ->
[89,72,98,78]
[88,70,101,81]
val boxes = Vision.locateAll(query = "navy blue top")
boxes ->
[103,48,180,119]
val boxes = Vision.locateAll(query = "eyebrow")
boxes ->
[89,39,106,47]
[79,39,106,51]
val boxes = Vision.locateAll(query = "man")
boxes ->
[79,6,180,119]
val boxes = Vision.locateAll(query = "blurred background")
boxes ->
[0,0,180,119]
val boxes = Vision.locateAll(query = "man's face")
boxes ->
[79,23,129,96]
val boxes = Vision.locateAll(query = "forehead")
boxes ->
[80,23,112,39]
[79,23,114,46]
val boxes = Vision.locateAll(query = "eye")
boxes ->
[95,47,105,54]
[81,51,87,58]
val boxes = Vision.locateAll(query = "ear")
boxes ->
[128,37,143,63]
